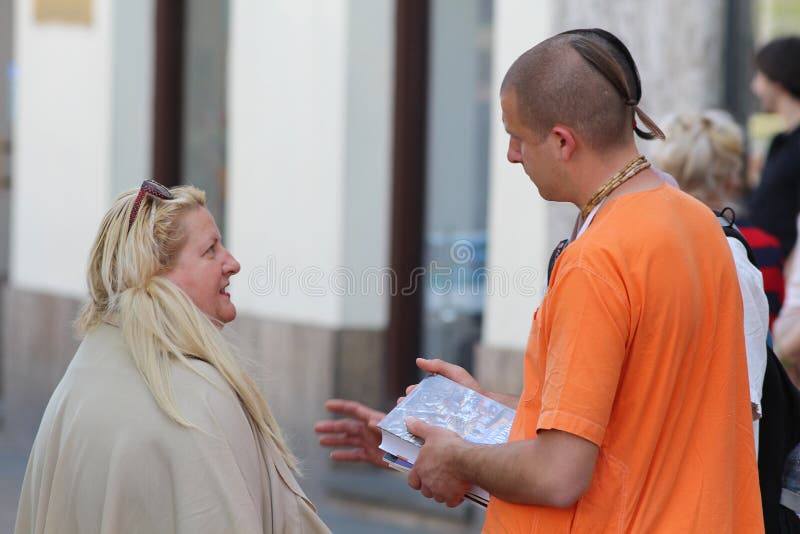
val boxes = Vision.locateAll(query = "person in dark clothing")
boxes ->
[748,36,800,258]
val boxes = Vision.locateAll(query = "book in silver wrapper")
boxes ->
[377,374,516,507]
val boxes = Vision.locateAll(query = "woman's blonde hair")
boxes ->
[650,110,745,207]
[76,185,296,470]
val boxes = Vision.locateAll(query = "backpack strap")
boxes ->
[718,207,800,527]
[715,207,759,267]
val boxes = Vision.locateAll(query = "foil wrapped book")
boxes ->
[377,374,516,507]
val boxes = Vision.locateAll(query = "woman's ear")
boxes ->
[550,125,577,161]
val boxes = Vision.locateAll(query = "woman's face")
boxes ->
[164,207,241,326]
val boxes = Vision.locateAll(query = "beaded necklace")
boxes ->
[580,155,651,219]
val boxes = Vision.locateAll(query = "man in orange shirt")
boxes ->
[316,28,763,532]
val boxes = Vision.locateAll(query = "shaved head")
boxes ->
[501,29,654,150]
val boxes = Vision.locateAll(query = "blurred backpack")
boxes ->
[718,208,800,533]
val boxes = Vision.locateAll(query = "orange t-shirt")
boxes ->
[483,185,763,533]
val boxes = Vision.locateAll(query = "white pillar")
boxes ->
[481,0,556,351]
[10,0,153,298]
[227,0,394,330]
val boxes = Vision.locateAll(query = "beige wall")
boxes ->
[10,0,152,298]
[1,288,81,446]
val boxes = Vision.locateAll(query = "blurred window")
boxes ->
[182,0,229,239]
[420,0,493,374]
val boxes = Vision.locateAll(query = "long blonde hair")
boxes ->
[76,185,296,470]
[650,110,745,208]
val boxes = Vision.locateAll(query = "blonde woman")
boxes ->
[15,181,330,534]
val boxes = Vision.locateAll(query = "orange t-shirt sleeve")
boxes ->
[537,263,630,446]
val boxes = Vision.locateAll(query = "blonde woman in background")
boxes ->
[650,110,769,438]
[15,181,330,534]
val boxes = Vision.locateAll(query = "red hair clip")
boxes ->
[128,179,174,229]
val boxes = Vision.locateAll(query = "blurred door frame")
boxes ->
[386,0,430,401]
[152,0,185,188]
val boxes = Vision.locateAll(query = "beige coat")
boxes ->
[15,324,330,534]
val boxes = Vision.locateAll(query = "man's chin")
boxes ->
[534,186,556,202]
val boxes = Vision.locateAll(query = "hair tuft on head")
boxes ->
[500,28,662,148]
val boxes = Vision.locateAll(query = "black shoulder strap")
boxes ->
[715,207,759,268]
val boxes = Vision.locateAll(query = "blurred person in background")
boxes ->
[748,36,800,259]
[15,181,331,534]
[757,37,800,389]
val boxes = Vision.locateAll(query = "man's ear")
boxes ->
[550,125,577,161]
